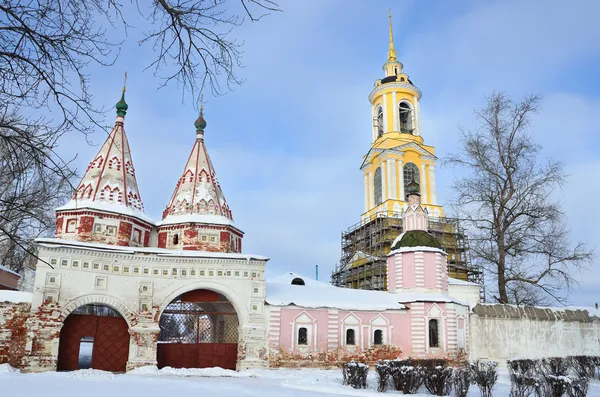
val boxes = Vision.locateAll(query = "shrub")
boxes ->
[508,359,541,397]
[375,360,390,392]
[452,367,472,397]
[341,360,368,389]
[540,375,571,397]
[569,356,595,379]
[567,377,589,397]
[388,359,425,394]
[542,357,570,377]
[471,360,498,397]
[423,364,453,396]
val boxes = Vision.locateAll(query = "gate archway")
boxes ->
[57,304,130,372]
[157,289,239,369]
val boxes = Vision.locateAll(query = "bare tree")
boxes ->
[0,0,279,273]
[446,92,593,305]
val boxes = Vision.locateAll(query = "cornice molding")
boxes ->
[369,82,422,102]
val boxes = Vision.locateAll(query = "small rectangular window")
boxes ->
[429,319,439,348]
[103,264,109,271]
[200,270,205,276]
[93,262,100,270]
[143,268,149,274]
[61,260,68,267]
[217,271,223,276]
[191,269,196,276]
[72,261,79,268]
[172,268,178,276]
[181,269,187,276]
[83,262,90,269]
[235,271,240,277]
[298,327,308,346]
[209,271,214,276]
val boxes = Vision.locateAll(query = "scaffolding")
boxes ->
[331,212,484,296]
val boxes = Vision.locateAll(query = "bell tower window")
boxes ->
[374,167,382,206]
[399,102,413,134]
[403,163,420,197]
[376,106,384,138]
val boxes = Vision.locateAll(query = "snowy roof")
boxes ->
[448,277,480,287]
[0,264,20,277]
[35,238,268,261]
[161,120,238,230]
[56,199,154,225]
[57,108,150,224]
[0,290,32,303]
[266,272,407,311]
[393,292,469,306]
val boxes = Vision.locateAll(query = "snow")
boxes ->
[0,290,33,303]
[158,213,238,228]
[393,292,470,306]
[388,245,446,255]
[56,199,155,225]
[266,273,406,311]
[129,366,256,378]
[2,365,600,397]
[0,264,21,277]
[0,363,18,373]
[35,238,269,261]
[477,302,600,317]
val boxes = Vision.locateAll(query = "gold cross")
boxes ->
[200,93,204,111]
[123,72,128,92]
[388,8,392,20]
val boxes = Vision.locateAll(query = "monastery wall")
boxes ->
[0,300,30,367]
[469,304,600,363]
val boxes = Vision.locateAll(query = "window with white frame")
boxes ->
[398,102,413,134]
[376,106,384,138]
[346,329,356,345]
[429,319,440,348]
[66,219,77,233]
[373,329,384,345]
[298,327,308,345]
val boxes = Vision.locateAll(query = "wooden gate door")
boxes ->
[57,308,129,372]
[157,292,239,370]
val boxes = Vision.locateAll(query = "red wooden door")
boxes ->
[57,313,129,372]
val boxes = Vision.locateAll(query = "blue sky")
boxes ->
[58,0,600,305]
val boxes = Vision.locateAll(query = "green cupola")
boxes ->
[116,89,128,117]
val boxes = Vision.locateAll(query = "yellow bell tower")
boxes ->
[362,11,444,220]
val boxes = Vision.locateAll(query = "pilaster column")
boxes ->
[382,93,388,132]
[420,164,428,203]
[415,98,421,136]
[399,159,405,201]
[364,173,369,212]
[390,159,397,200]
[127,325,161,371]
[392,92,398,131]
[386,159,393,201]
[382,164,388,202]
[430,165,437,205]
[368,171,373,209]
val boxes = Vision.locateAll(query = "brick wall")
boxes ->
[0,302,31,368]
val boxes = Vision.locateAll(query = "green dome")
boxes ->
[391,230,441,250]
[115,91,128,116]
[406,178,420,195]
[194,112,207,131]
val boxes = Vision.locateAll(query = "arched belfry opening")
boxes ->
[376,107,384,138]
[399,102,413,134]
[157,290,239,370]
[57,304,130,372]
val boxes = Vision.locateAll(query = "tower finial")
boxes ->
[388,9,397,61]
[116,72,128,117]
[194,93,207,132]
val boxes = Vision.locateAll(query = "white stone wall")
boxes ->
[26,242,269,372]
[448,284,481,308]
[470,305,600,363]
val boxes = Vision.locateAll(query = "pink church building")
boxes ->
[265,184,480,365]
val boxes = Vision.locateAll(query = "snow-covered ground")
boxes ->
[3,364,600,396]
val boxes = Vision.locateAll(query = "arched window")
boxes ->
[298,327,308,345]
[346,329,355,345]
[403,163,420,197]
[173,234,179,245]
[429,319,439,348]
[374,167,382,206]
[398,102,413,134]
[400,77,405,82]
[376,106,384,138]
[291,278,305,286]
[374,329,383,345]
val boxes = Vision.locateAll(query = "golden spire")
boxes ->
[388,8,397,61]
[123,72,128,92]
